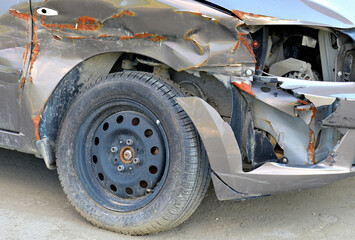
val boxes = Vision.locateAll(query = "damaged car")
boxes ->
[2,0,355,235]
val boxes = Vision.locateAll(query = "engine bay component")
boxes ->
[269,58,316,80]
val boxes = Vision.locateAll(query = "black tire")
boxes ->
[56,71,210,235]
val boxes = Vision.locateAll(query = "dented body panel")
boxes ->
[0,0,354,203]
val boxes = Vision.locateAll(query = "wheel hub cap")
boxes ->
[90,111,166,199]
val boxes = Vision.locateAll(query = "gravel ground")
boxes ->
[0,148,355,240]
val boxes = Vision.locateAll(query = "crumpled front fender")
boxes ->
[178,97,355,200]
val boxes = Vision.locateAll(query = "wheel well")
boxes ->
[39,53,122,148]
[39,52,233,149]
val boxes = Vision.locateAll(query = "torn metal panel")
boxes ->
[209,0,355,28]
[323,100,355,129]
[178,97,355,199]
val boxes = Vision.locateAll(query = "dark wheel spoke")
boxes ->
[77,101,169,211]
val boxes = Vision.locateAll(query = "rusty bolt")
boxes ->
[126,139,133,146]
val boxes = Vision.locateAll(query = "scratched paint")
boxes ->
[33,113,41,141]
[40,16,102,31]
[112,10,136,18]
[30,13,39,83]
[9,9,30,21]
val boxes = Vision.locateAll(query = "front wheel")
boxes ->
[56,71,210,235]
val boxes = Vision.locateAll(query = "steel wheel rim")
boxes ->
[75,99,169,212]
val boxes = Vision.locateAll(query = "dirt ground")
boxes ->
[0,148,355,240]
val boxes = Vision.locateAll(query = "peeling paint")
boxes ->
[232,81,256,96]
[232,10,274,20]
[9,9,30,21]
[230,40,241,54]
[238,33,256,63]
[30,13,39,83]
[298,100,311,105]
[19,77,26,91]
[33,113,41,141]
[119,32,167,42]
[297,102,317,164]
[307,130,316,164]
[184,29,204,55]
[112,9,136,18]
[41,16,102,31]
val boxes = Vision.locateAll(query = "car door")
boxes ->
[0,1,30,132]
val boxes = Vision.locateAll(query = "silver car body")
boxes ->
[1,0,355,200]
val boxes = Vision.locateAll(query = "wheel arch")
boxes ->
[38,51,185,149]
[39,52,122,148]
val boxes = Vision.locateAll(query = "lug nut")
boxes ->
[123,149,133,160]
[126,139,133,145]
[133,158,140,165]
[111,147,118,153]
[117,165,125,172]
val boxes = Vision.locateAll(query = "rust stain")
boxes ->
[120,32,167,42]
[236,22,244,28]
[307,107,317,164]
[30,13,39,83]
[9,9,30,21]
[297,99,317,164]
[41,16,102,31]
[184,29,204,55]
[112,10,136,18]
[232,10,246,19]
[64,34,115,40]
[232,10,275,20]
[232,81,256,96]
[230,40,241,54]
[298,100,311,105]
[54,35,62,40]
[23,43,31,65]
[185,58,209,70]
[19,77,26,91]
[307,130,316,164]
[238,33,256,63]
[33,114,41,141]
[252,40,259,49]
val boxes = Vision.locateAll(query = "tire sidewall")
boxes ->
[57,73,198,229]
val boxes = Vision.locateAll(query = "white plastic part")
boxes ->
[37,7,58,16]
